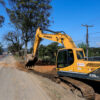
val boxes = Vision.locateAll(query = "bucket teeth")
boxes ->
[25,65,33,69]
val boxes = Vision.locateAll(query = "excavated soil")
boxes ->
[33,65,56,73]
[16,60,100,100]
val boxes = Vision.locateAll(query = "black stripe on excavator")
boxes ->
[57,71,100,81]
[41,28,66,34]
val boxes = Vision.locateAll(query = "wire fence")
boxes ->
[85,56,100,61]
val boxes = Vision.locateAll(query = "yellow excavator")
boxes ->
[26,27,100,82]
[26,27,100,99]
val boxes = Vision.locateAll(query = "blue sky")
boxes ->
[0,0,100,48]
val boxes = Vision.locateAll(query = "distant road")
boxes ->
[0,54,7,60]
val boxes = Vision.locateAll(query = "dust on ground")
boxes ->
[0,56,22,68]
[0,56,17,67]
[0,55,27,72]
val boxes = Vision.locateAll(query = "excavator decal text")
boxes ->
[43,36,52,38]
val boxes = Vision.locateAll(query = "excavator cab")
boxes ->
[57,48,85,68]
[57,48,100,81]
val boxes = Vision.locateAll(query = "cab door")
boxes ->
[57,49,74,71]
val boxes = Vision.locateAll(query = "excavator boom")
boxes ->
[33,27,76,57]
[26,27,76,66]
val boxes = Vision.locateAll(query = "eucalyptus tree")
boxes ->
[6,0,52,56]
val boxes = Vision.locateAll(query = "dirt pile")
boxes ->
[33,65,56,73]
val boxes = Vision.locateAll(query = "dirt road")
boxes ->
[0,56,51,100]
[0,56,85,100]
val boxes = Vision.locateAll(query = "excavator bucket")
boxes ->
[25,56,38,68]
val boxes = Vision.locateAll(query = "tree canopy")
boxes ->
[6,0,52,55]
[38,42,62,64]
[4,31,23,54]
[78,42,86,54]
[0,0,5,27]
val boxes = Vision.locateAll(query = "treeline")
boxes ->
[88,48,100,57]
[37,42,63,65]
[78,42,100,57]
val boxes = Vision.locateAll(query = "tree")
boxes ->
[0,0,5,55]
[0,0,5,27]
[0,16,4,27]
[78,42,86,54]
[88,48,100,57]
[0,0,5,6]
[46,42,59,64]
[6,0,52,56]
[4,31,23,55]
[38,42,62,64]
[0,42,3,55]
[38,44,46,59]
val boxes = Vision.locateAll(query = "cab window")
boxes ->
[77,51,84,59]
[57,49,74,68]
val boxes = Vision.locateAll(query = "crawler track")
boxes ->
[27,67,95,100]
[59,77,95,100]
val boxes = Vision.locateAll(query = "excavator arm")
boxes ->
[26,27,76,66]
[33,27,76,57]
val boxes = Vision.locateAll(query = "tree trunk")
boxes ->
[25,41,27,62]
